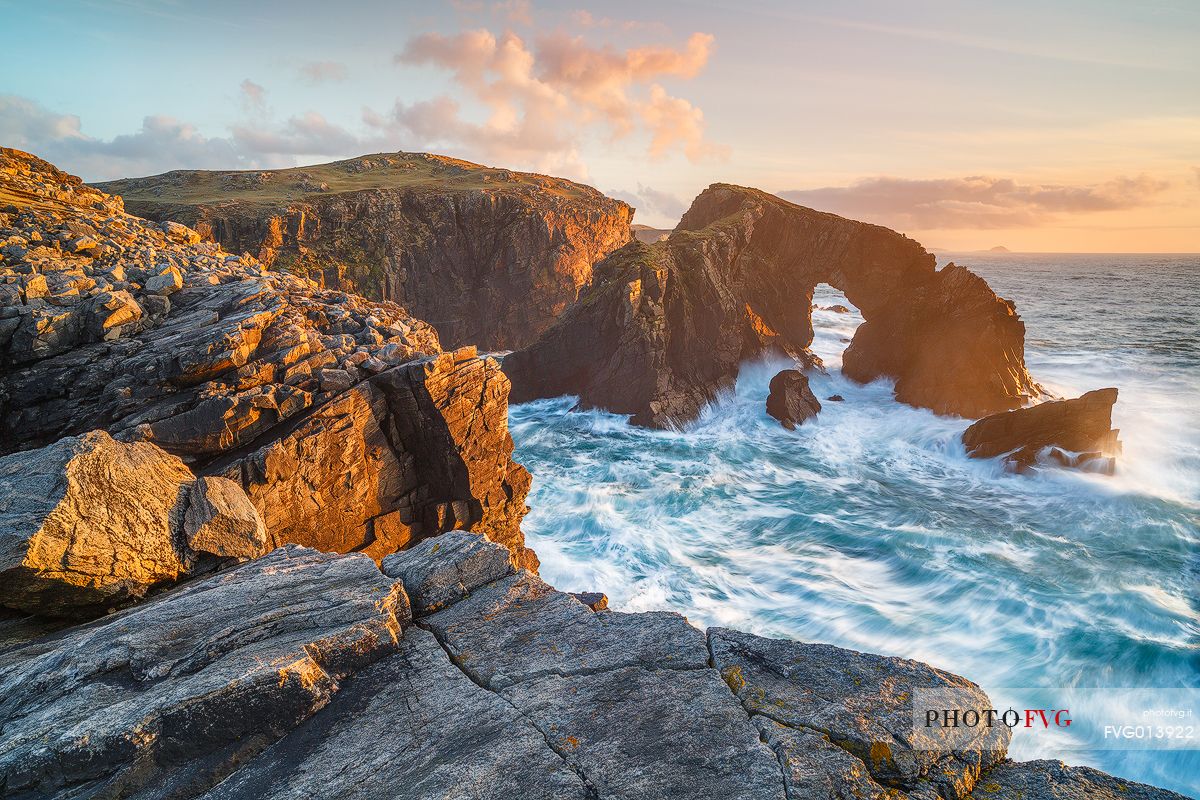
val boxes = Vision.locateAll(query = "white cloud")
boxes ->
[299,61,348,84]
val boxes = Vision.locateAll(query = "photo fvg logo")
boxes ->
[911,688,1199,752]
[923,707,1072,730]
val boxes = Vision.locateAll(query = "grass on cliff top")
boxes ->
[93,152,607,208]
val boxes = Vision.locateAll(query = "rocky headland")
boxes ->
[0,150,1168,799]
[505,184,1041,428]
[96,153,633,350]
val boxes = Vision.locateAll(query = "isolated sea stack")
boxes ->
[96,153,633,350]
[962,388,1122,474]
[505,184,1040,428]
[766,369,821,429]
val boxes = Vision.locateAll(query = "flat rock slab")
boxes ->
[708,627,1009,799]
[969,760,1191,800]
[203,628,589,800]
[381,530,515,615]
[424,570,708,688]
[502,665,786,800]
[0,547,407,800]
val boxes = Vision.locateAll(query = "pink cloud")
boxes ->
[779,175,1171,229]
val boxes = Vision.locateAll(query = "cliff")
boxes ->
[0,150,1179,800]
[505,184,1040,428]
[0,147,536,604]
[95,153,633,350]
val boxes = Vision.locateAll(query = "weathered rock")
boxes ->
[506,184,1038,428]
[425,570,708,687]
[183,475,269,558]
[97,153,634,350]
[766,368,822,429]
[381,529,515,614]
[201,627,590,800]
[0,430,194,615]
[844,264,1039,417]
[1,147,440,456]
[424,571,783,799]
[569,591,609,611]
[708,627,1009,799]
[962,388,1121,474]
[219,348,533,567]
[755,717,897,799]
[1,148,535,571]
[0,547,408,800]
[969,759,1190,800]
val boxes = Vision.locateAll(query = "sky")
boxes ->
[1,0,1197,252]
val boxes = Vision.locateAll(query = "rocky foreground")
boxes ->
[1,535,1186,800]
[0,149,1174,798]
[505,184,1041,428]
[97,153,633,350]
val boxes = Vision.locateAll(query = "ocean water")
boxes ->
[508,253,1200,797]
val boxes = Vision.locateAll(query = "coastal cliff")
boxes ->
[0,150,1178,800]
[505,184,1040,428]
[96,153,633,350]
[0,147,535,600]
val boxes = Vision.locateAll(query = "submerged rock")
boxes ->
[506,184,1038,428]
[766,368,822,429]
[962,388,1121,474]
[97,153,634,350]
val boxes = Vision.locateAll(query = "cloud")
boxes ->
[610,183,687,222]
[299,60,348,84]
[0,15,723,182]
[779,175,1171,229]
[393,25,724,171]
[240,79,267,114]
[0,95,246,179]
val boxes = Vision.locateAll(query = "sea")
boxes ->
[508,253,1200,797]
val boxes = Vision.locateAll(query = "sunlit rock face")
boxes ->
[505,183,1039,428]
[0,148,534,577]
[962,387,1122,474]
[97,153,634,351]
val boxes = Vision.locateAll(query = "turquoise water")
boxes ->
[509,253,1200,797]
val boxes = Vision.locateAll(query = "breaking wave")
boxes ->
[510,254,1200,796]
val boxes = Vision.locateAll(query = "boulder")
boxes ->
[766,368,822,429]
[0,547,409,800]
[0,430,194,615]
[183,476,269,558]
[424,571,784,799]
[962,388,1121,474]
[506,184,1038,428]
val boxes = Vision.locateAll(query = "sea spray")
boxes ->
[511,254,1200,796]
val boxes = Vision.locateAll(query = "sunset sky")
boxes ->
[2,0,1197,251]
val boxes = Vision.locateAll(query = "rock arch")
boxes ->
[504,184,1040,428]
